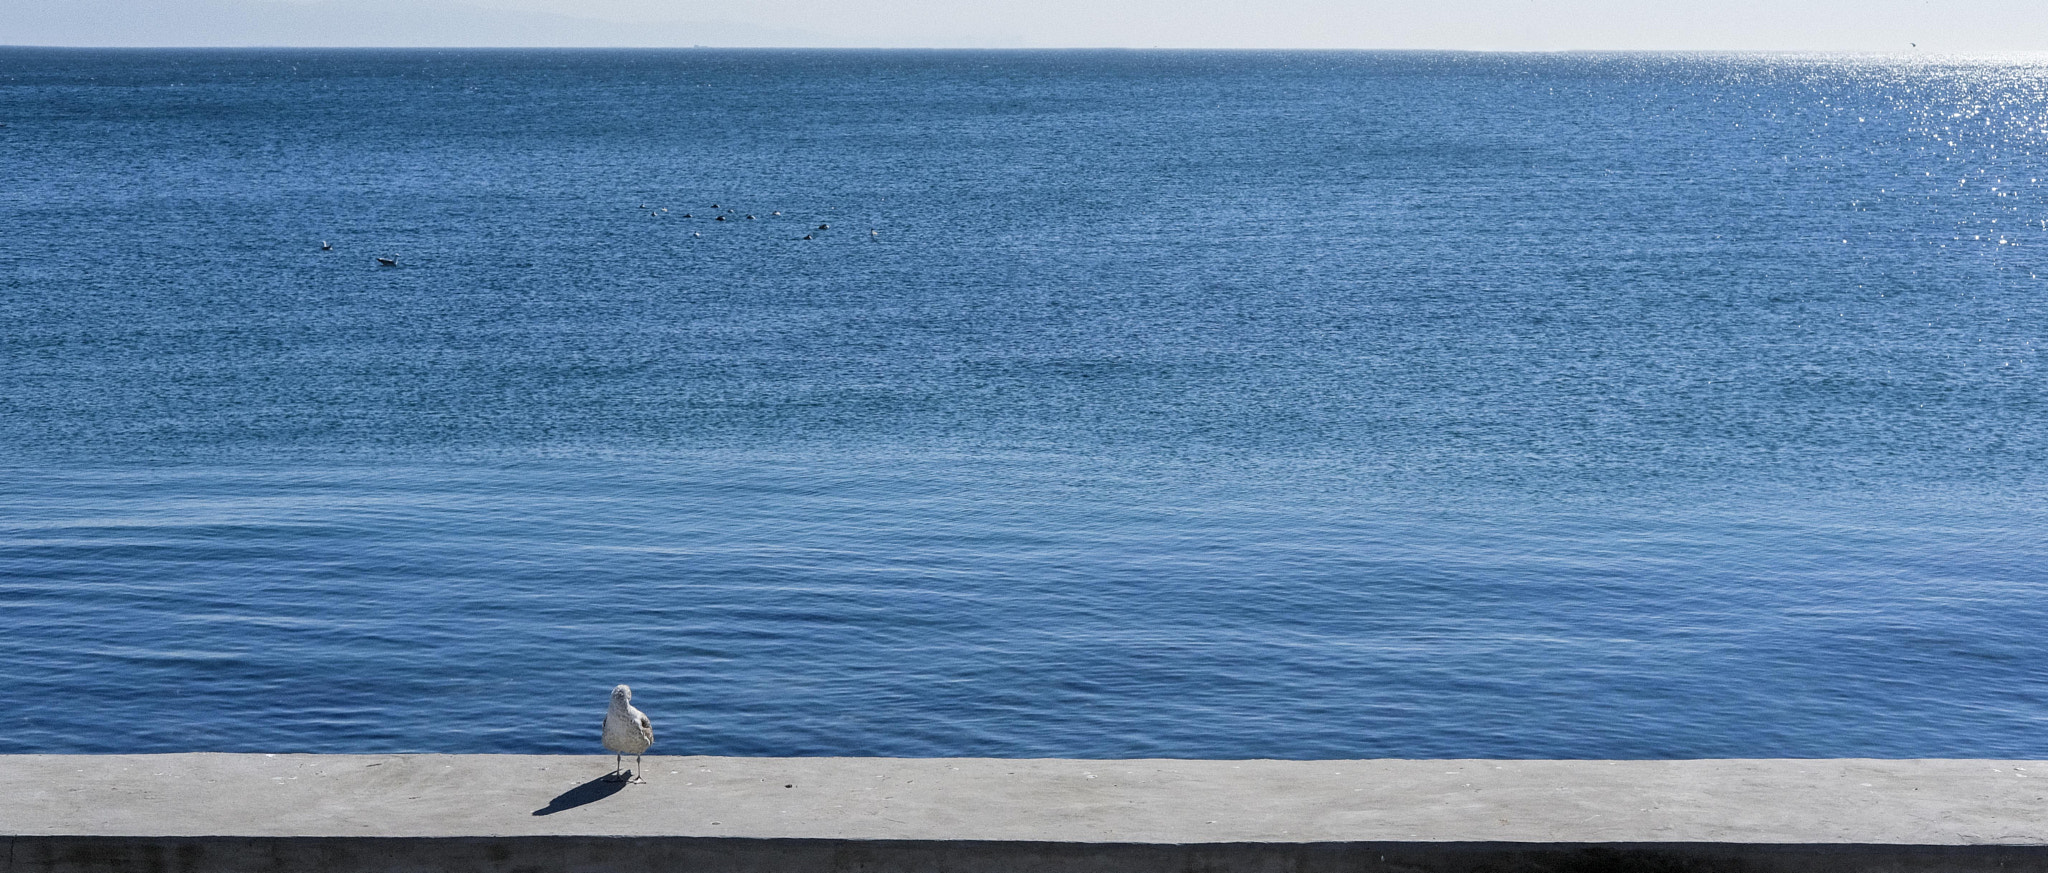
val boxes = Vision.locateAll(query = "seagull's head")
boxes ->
[612,684,632,703]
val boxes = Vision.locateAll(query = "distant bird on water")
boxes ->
[601,684,654,783]
[375,257,397,267]
[320,241,332,251]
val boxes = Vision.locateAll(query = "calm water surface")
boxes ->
[1,49,2045,757]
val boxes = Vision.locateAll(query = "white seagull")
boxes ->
[601,684,654,783]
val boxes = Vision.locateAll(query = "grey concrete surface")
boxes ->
[2,755,2046,845]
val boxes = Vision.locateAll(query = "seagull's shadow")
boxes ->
[532,774,629,816]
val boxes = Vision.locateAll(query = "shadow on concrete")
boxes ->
[532,775,628,816]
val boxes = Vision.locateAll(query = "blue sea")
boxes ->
[2,48,2044,758]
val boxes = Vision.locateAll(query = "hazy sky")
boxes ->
[3,0,2045,50]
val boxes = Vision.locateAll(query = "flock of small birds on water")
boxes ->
[321,202,881,267]
[637,202,881,243]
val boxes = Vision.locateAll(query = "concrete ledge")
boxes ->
[6,755,2048,871]
[14,837,2048,873]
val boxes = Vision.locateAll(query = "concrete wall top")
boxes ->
[3,755,2045,845]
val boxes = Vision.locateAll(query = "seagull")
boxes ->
[817,223,829,230]
[321,241,332,251]
[601,684,654,783]
[375,257,397,267]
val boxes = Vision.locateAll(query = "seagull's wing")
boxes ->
[637,711,653,744]
[601,711,611,735]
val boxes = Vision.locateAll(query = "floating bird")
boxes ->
[818,223,829,230]
[803,234,813,240]
[682,213,693,218]
[772,211,782,216]
[715,215,726,221]
[711,203,720,209]
[321,241,332,251]
[375,257,397,267]
[601,684,654,783]
[746,215,755,220]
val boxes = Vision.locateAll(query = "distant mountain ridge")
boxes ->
[0,0,825,47]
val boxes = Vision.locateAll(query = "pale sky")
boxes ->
[3,0,2045,50]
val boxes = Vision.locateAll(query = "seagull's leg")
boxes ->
[631,753,646,784]
[607,753,622,781]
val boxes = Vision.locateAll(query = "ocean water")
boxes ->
[1,48,2045,758]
